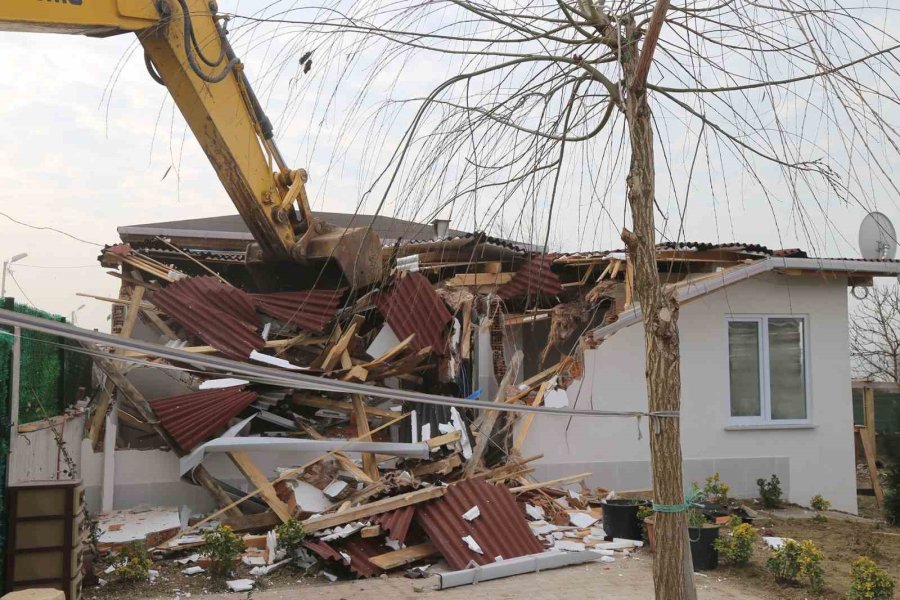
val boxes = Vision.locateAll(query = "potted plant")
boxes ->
[601,497,650,541]
[687,508,721,570]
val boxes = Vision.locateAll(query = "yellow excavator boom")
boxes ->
[0,0,381,288]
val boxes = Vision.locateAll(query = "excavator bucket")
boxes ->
[299,223,384,289]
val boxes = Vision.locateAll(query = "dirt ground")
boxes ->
[83,498,900,600]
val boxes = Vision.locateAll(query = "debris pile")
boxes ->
[75,235,787,585]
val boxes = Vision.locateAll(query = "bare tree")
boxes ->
[851,285,900,382]
[226,1,900,598]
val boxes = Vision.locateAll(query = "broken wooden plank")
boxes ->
[228,452,293,523]
[299,424,376,485]
[504,358,572,404]
[321,316,364,371]
[361,525,382,538]
[411,454,462,477]
[369,543,438,570]
[222,511,282,533]
[360,334,415,368]
[302,487,446,533]
[425,430,461,449]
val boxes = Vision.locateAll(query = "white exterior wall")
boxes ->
[522,272,858,513]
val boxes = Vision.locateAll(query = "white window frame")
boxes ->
[725,315,811,427]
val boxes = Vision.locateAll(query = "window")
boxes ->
[727,316,809,425]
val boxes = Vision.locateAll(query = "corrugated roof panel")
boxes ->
[251,289,344,333]
[376,272,452,355]
[377,506,415,544]
[303,538,382,578]
[497,256,563,301]
[415,479,543,570]
[151,276,263,360]
[149,387,258,452]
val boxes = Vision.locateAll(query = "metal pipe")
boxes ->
[438,550,604,589]
[0,308,658,419]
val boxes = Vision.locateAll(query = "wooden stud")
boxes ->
[864,386,877,464]
[856,426,884,505]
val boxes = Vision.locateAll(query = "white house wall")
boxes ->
[521,272,857,513]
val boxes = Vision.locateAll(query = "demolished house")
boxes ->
[3,211,900,594]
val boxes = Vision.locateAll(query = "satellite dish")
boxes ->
[859,211,897,260]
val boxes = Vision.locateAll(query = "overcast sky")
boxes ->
[1,0,898,331]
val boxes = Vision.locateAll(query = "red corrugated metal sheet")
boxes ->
[251,288,344,333]
[497,256,563,301]
[303,538,382,578]
[151,276,263,360]
[377,506,415,544]
[149,387,258,452]
[375,272,452,355]
[415,478,543,570]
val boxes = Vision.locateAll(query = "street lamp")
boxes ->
[71,304,86,326]
[1,253,28,299]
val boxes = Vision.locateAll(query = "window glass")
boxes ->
[728,321,761,417]
[768,318,806,420]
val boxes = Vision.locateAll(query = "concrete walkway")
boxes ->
[143,556,764,600]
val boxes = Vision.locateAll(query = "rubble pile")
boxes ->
[77,235,787,585]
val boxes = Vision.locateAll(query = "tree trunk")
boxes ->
[621,24,695,600]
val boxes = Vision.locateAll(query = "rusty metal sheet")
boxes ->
[303,537,382,578]
[377,506,415,544]
[151,276,263,360]
[375,272,452,355]
[149,387,258,452]
[497,256,563,301]
[251,288,344,333]
[415,479,543,570]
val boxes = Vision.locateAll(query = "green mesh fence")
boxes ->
[0,298,93,590]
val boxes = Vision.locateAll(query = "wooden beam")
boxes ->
[369,543,438,570]
[856,426,884,505]
[445,272,514,287]
[302,486,446,533]
[504,358,571,404]
[509,473,592,493]
[228,452,293,523]
[291,394,397,420]
[513,381,550,452]
[221,511,281,533]
[321,317,363,372]
[852,380,900,392]
[425,430,461,449]
[864,386,877,464]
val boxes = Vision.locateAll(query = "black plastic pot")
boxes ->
[689,526,720,570]
[601,499,649,541]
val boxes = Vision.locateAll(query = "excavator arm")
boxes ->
[0,0,381,287]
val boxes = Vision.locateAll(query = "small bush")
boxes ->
[636,504,654,542]
[766,539,824,592]
[276,518,307,560]
[202,524,245,578]
[848,556,896,600]
[714,522,758,565]
[757,474,783,508]
[114,542,152,582]
[810,494,831,512]
[701,472,730,505]
[687,508,708,529]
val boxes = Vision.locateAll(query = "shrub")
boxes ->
[701,472,730,505]
[202,524,245,578]
[275,518,307,560]
[810,494,830,512]
[714,522,758,565]
[848,556,896,600]
[114,542,152,582]
[766,539,824,592]
[636,504,654,542]
[757,474,783,508]
[687,508,708,529]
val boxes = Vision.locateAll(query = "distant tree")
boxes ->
[850,285,900,382]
